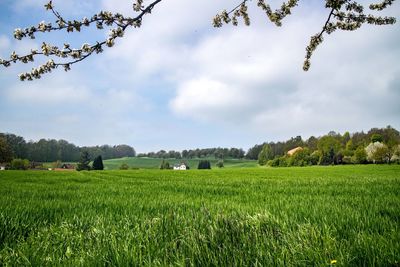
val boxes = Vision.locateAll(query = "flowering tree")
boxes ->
[391,144,400,163]
[0,0,396,80]
[365,142,390,163]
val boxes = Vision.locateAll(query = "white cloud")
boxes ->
[6,82,91,105]
[171,78,254,121]
[97,0,400,142]
[168,5,400,139]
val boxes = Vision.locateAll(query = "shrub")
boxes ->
[352,146,368,164]
[216,160,224,168]
[119,163,129,170]
[52,160,62,169]
[76,151,91,171]
[289,148,311,166]
[267,156,288,167]
[391,145,400,164]
[342,156,353,165]
[10,159,30,170]
[310,151,321,165]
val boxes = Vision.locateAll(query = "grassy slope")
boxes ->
[0,165,399,266]
[103,157,258,170]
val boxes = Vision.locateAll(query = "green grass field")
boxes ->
[103,157,258,170]
[0,165,399,266]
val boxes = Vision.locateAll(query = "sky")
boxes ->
[0,0,399,153]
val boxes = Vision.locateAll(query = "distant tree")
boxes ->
[10,158,30,170]
[365,142,389,163]
[382,126,400,148]
[306,136,318,152]
[114,144,136,158]
[246,144,264,160]
[198,160,211,169]
[371,134,384,143]
[391,145,400,163]
[346,139,356,151]
[258,144,273,166]
[288,148,311,167]
[317,136,341,165]
[368,126,400,149]
[119,163,130,170]
[267,158,279,167]
[0,133,27,159]
[309,151,321,166]
[284,136,304,152]
[160,160,170,170]
[372,145,390,163]
[267,156,288,167]
[92,155,104,170]
[0,136,13,163]
[352,146,368,164]
[182,150,189,159]
[76,151,91,171]
[174,151,182,159]
[351,131,368,149]
[342,131,351,146]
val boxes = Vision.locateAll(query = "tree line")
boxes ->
[251,126,400,167]
[1,126,399,166]
[0,132,135,163]
[138,147,246,160]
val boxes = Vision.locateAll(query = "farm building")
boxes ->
[173,163,188,170]
[54,164,76,171]
[61,164,75,169]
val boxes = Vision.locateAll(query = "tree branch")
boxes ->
[0,0,164,81]
[0,0,397,80]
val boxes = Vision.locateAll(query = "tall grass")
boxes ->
[0,165,399,266]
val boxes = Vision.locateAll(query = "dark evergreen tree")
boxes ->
[76,151,91,171]
[198,160,211,169]
[160,160,170,170]
[92,155,104,170]
[0,136,13,163]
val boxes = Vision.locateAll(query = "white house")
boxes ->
[173,163,187,170]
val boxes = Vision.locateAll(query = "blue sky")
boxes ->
[0,0,399,153]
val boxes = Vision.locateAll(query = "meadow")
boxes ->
[103,157,258,169]
[0,165,399,266]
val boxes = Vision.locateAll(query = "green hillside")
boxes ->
[103,157,258,170]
